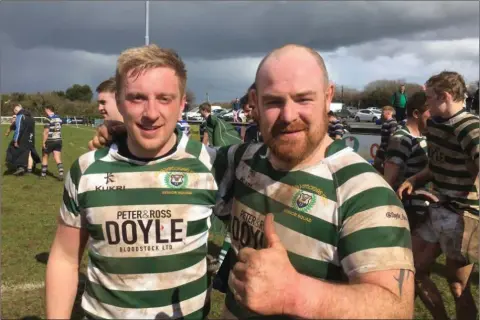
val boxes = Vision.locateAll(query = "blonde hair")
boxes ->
[425,71,467,102]
[382,105,395,112]
[115,44,187,100]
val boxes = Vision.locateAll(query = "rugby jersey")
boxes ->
[385,125,428,189]
[328,119,344,139]
[45,114,63,141]
[214,140,414,319]
[375,117,398,163]
[426,109,479,214]
[60,129,223,319]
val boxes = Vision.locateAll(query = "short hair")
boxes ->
[248,83,256,91]
[255,44,329,89]
[382,105,395,112]
[327,111,335,116]
[425,71,467,102]
[198,102,211,113]
[240,94,249,108]
[115,44,187,101]
[96,77,116,93]
[406,91,429,118]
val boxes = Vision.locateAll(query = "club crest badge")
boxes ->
[165,172,188,188]
[292,190,316,213]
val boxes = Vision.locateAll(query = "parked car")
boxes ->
[212,108,228,118]
[221,110,246,122]
[354,109,382,122]
[346,106,358,117]
[183,111,203,121]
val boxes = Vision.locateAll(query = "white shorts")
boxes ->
[416,205,479,263]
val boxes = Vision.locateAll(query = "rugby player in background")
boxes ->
[327,111,344,140]
[96,77,123,122]
[243,83,263,144]
[373,105,398,173]
[41,106,64,180]
[398,71,479,320]
[384,91,430,231]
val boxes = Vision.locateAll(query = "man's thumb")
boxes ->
[264,213,282,248]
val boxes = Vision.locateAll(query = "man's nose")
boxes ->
[279,100,297,123]
[142,99,160,120]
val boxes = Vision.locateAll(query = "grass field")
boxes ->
[1,124,478,319]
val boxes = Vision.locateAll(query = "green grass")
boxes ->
[1,124,477,319]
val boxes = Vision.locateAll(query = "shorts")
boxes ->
[44,140,62,154]
[415,204,479,264]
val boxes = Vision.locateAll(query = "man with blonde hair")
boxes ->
[46,44,229,319]
[398,71,479,320]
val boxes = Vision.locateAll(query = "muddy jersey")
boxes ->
[60,129,222,319]
[426,110,479,214]
[214,140,415,319]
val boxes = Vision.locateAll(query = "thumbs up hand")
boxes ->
[230,213,298,315]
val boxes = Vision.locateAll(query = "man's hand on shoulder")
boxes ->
[88,120,125,151]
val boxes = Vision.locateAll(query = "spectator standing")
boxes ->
[391,84,408,122]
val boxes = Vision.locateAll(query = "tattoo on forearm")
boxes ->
[394,269,407,297]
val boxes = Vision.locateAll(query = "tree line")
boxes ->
[1,79,478,117]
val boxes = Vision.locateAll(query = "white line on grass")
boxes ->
[1,281,45,293]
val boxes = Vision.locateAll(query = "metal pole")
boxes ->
[145,1,150,45]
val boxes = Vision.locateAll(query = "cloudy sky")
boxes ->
[1,1,479,102]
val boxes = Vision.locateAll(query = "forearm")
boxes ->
[383,161,400,187]
[286,273,412,319]
[43,132,48,145]
[409,166,432,187]
[45,257,79,319]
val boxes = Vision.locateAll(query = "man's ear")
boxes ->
[249,89,257,107]
[179,94,187,119]
[325,82,336,113]
[412,109,419,119]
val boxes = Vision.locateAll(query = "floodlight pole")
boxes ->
[145,1,150,45]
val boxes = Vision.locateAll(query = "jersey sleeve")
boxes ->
[456,115,480,165]
[13,114,23,142]
[385,133,411,167]
[389,120,398,134]
[334,158,414,277]
[59,159,84,228]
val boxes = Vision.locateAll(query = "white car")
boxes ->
[221,110,247,122]
[183,112,203,121]
[354,109,382,122]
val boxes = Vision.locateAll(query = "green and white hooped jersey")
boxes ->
[214,141,415,320]
[60,131,222,319]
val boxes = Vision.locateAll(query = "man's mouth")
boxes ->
[137,123,161,132]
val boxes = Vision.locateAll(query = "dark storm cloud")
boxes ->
[1,1,478,60]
